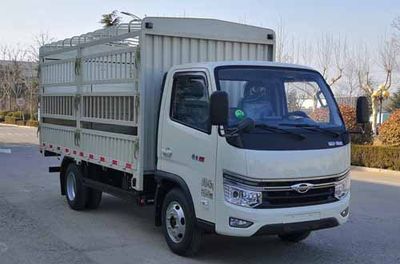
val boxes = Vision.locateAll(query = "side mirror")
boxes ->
[356,96,370,123]
[210,91,228,126]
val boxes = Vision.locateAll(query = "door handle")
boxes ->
[161,147,173,158]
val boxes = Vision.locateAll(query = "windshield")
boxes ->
[215,66,344,129]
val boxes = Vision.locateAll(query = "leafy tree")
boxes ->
[100,10,121,28]
[379,109,400,146]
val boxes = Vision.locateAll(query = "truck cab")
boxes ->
[157,60,360,248]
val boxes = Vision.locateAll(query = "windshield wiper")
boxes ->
[279,123,341,137]
[254,124,305,140]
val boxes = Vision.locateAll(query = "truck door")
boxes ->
[159,70,217,223]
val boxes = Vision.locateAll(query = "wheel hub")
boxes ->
[166,201,186,243]
[66,171,77,201]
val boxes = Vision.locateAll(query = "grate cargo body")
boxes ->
[39,17,276,191]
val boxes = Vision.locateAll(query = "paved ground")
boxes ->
[0,124,400,264]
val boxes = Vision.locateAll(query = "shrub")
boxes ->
[338,104,373,145]
[16,120,26,126]
[26,120,39,127]
[351,145,400,171]
[0,111,9,116]
[0,115,4,122]
[309,108,329,122]
[4,116,16,124]
[310,104,373,144]
[379,109,400,146]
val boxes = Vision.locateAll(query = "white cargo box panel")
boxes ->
[39,17,275,191]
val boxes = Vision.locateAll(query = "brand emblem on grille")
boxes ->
[290,183,314,194]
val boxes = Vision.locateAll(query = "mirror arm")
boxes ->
[348,124,365,135]
[218,125,239,138]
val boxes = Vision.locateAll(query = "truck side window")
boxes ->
[170,73,210,133]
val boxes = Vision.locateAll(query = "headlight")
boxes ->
[223,179,262,208]
[335,176,351,200]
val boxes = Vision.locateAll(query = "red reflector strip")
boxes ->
[79,152,84,157]
[42,143,46,146]
[125,163,132,169]
[73,150,77,155]
[198,156,205,162]
[89,154,94,159]
[65,148,69,153]
[100,156,106,162]
[112,160,118,165]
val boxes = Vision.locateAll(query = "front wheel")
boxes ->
[278,230,311,243]
[162,188,202,256]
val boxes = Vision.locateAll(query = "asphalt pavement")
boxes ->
[0,124,399,264]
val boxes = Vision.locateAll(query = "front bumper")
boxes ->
[215,193,350,237]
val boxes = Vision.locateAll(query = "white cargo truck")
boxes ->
[39,17,369,255]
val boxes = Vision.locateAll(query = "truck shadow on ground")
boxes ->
[91,180,400,264]
[95,195,344,263]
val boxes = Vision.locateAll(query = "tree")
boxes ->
[275,24,346,89]
[392,16,400,50]
[340,53,360,97]
[358,37,397,133]
[275,22,348,111]
[0,45,28,111]
[316,35,346,86]
[0,33,47,117]
[100,10,121,28]
[25,33,54,120]
[275,19,291,63]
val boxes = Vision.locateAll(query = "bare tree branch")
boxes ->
[380,38,396,89]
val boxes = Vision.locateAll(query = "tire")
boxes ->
[85,189,102,209]
[278,231,311,243]
[65,163,87,210]
[162,188,202,256]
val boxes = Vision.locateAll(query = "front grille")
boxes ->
[257,186,337,208]
[255,176,344,209]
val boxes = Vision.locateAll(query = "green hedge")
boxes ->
[351,145,400,171]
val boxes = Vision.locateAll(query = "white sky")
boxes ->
[0,0,399,90]
[1,0,398,48]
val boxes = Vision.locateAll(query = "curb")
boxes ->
[351,166,400,176]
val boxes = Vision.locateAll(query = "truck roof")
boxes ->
[40,16,275,56]
[170,60,315,72]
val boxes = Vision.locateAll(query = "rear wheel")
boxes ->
[162,188,202,256]
[65,163,87,210]
[278,231,311,243]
